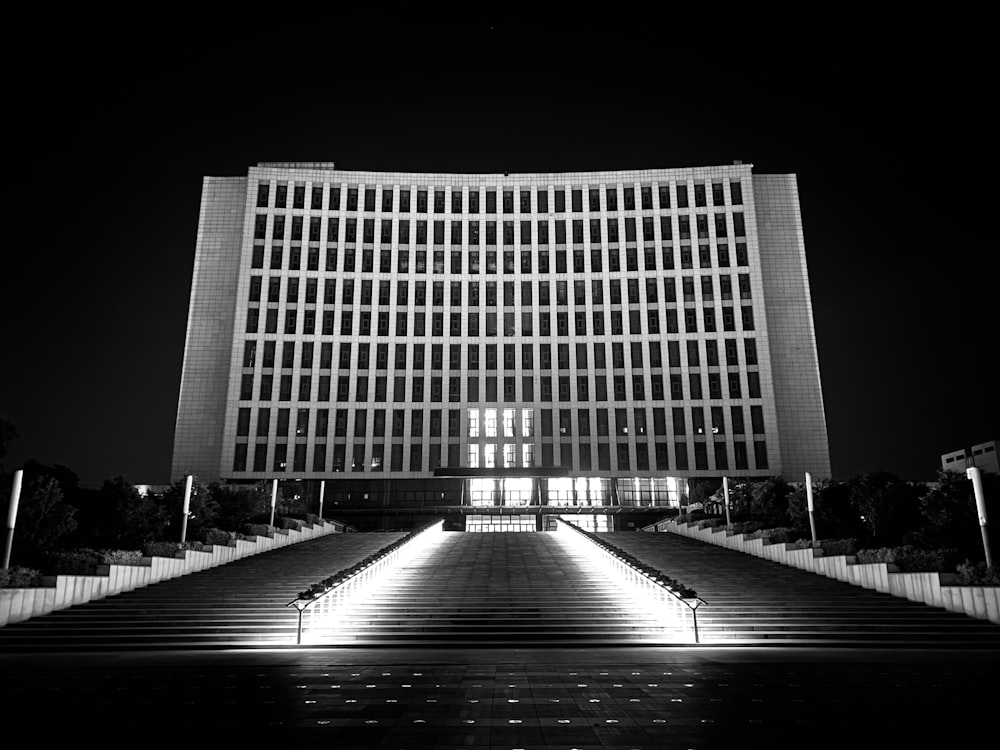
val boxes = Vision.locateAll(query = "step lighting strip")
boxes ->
[553,518,707,643]
[286,519,445,645]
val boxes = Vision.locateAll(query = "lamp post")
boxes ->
[179,474,193,544]
[318,479,326,521]
[967,467,992,568]
[3,470,23,569]
[722,476,732,527]
[805,471,818,547]
[269,478,279,527]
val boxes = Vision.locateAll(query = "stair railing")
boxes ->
[285,518,444,645]
[554,517,708,643]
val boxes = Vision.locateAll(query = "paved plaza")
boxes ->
[3,645,995,748]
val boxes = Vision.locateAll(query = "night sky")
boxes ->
[3,23,995,487]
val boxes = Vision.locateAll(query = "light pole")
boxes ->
[269,478,279,527]
[805,471,818,547]
[179,474,193,544]
[722,476,732,527]
[318,479,326,520]
[3,470,23,569]
[967,467,992,568]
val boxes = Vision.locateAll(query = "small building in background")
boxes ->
[941,440,999,475]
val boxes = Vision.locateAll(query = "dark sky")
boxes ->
[3,22,996,487]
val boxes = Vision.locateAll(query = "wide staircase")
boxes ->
[0,532,407,651]
[1,528,998,651]
[302,530,679,645]
[600,531,1000,646]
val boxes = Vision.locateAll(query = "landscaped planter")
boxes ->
[661,520,1000,625]
[0,519,345,627]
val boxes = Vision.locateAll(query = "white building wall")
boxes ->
[170,177,246,483]
[174,163,830,485]
[753,174,831,479]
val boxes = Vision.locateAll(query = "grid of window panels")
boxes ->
[223,165,777,487]
[465,514,538,533]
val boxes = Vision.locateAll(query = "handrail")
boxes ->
[554,517,708,642]
[284,518,444,644]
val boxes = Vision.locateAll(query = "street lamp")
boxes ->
[179,474,193,544]
[3,470,23,569]
[722,476,732,527]
[967,467,992,568]
[805,472,818,547]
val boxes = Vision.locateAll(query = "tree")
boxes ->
[723,480,756,522]
[97,475,168,549]
[10,476,77,567]
[210,483,270,531]
[161,478,219,541]
[749,476,793,528]
[787,478,863,540]
[847,472,922,546]
[914,469,999,560]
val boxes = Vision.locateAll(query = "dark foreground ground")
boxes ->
[2,645,996,749]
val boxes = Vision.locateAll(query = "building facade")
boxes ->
[171,162,830,530]
[941,440,999,476]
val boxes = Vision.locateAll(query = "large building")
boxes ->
[171,162,830,531]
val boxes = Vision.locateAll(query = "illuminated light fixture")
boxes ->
[551,517,705,642]
[287,519,445,644]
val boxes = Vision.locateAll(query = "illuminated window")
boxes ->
[484,443,496,468]
[470,477,495,507]
[485,408,497,437]
[522,443,534,467]
[468,408,480,437]
[503,477,532,505]
[504,443,517,468]
[503,408,516,437]
[522,408,534,437]
[547,477,574,506]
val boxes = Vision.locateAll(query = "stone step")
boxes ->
[2,528,997,652]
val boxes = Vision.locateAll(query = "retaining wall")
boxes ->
[662,521,1000,625]
[0,520,350,627]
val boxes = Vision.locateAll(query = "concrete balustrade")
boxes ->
[662,521,1000,624]
[0,520,346,627]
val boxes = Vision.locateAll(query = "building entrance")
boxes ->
[464,514,537,532]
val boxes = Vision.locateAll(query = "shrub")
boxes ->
[44,548,103,575]
[144,541,184,558]
[854,545,961,573]
[201,528,236,546]
[279,510,321,526]
[818,538,858,556]
[760,527,802,544]
[954,561,1000,586]
[100,549,144,565]
[728,520,768,536]
[243,523,273,538]
[0,566,43,588]
[277,517,305,532]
